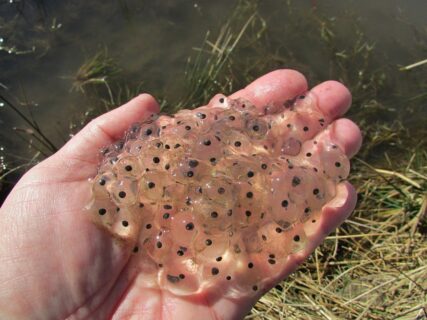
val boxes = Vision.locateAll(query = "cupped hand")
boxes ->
[0,69,362,320]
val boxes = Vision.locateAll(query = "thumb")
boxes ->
[58,93,160,164]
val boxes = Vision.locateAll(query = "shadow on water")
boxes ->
[0,0,426,318]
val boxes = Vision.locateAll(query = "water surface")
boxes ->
[0,0,426,194]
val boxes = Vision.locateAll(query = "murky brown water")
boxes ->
[0,0,426,199]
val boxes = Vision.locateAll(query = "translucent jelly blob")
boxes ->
[86,94,352,298]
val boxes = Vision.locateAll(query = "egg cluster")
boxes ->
[87,93,350,297]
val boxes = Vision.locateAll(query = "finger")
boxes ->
[59,94,160,163]
[267,80,353,147]
[229,69,308,108]
[255,116,360,291]
[310,80,352,123]
[317,181,357,237]
[311,118,363,158]
[263,181,357,288]
[288,182,356,269]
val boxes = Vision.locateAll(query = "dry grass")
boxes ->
[249,151,427,319]
[178,2,426,319]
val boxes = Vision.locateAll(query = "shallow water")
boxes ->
[0,0,426,195]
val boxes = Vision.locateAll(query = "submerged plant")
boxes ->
[71,49,121,101]
[0,91,57,155]
[177,0,265,112]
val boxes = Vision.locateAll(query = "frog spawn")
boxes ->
[87,93,350,297]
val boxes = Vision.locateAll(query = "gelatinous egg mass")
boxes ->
[86,93,350,297]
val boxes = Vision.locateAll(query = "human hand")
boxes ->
[0,69,361,320]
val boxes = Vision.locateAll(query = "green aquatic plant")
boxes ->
[0,92,57,155]
[71,49,121,102]
[176,0,265,112]
[0,0,61,57]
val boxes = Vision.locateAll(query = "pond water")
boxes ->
[0,0,426,198]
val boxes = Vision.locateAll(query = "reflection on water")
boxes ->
[0,1,235,149]
[0,0,426,187]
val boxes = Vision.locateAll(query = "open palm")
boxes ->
[0,70,361,320]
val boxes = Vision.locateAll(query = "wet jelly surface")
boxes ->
[87,93,350,297]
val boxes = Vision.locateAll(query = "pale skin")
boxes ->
[0,69,362,320]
